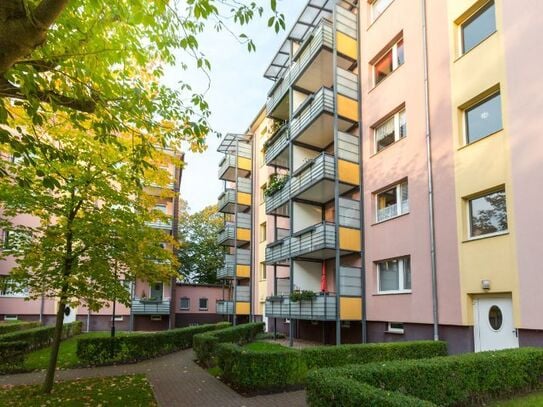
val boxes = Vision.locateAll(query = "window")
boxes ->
[150,315,162,321]
[468,189,508,238]
[260,186,266,202]
[371,0,394,22]
[0,276,28,297]
[260,222,267,242]
[387,322,405,334]
[374,109,406,152]
[260,262,267,280]
[374,38,404,86]
[112,315,124,322]
[461,2,496,54]
[2,229,31,251]
[199,298,208,311]
[377,257,411,293]
[376,181,408,222]
[465,92,502,144]
[154,204,167,214]
[180,297,190,310]
[4,315,18,321]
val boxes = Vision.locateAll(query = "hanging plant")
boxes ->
[264,173,288,197]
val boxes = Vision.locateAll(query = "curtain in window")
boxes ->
[376,117,395,150]
[379,260,399,291]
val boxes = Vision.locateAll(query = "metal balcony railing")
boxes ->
[264,125,289,167]
[290,87,335,143]
[146,220,173,230]
[265,293,336,321]
[131,299,171,315]
[217,223,235,245]
[216,300,234,315]
[218,189,236,213]
[217,249,250,279]
[266,19,333,116]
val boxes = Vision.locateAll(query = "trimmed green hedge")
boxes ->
[0,341,29,373]
[301,340,447,370]
[0,321,82,351]
[193,322,264,366]
[0,321,41,335]
[77,322,230,366]
[217,342,307,391]
[306,348,543,407]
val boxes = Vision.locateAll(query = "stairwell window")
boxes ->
[461,1,496,54]
[373,39,404,86]
[377,257,411,293]
[464,92,502,144]
[374,109,406,152]
[468,189,508,238]
[376,181,409,222]
[371,0,394,22]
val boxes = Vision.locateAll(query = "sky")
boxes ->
[165,1,305,213]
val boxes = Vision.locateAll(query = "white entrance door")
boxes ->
[63,305,77,323]
[473,296,519,352]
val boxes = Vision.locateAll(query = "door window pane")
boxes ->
[469,190,508,237]
[462,2,496,53]
[466,93,502,143]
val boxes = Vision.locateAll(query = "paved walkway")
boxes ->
[0,350,307,407]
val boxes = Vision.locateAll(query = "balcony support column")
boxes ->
[288,39,295,349]
[233,137,239,327]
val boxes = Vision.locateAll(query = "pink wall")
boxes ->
[502,0,543,329]
[175,284,223,314]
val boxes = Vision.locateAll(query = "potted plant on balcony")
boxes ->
[264,174,288,197]
[290,290,316,302]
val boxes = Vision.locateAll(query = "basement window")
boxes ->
[387,322,404,334]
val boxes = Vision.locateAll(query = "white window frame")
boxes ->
[4,315,18,321]
[374,109,406,153]
[180,297,190,310]
[370,0,394,22]
[387,322,405,334]
[112,315,124,322]
[198,297,208,311]
[373,39,404,86]
[466,189,508,240]
[375,182,409,223]
[376,257,411,294]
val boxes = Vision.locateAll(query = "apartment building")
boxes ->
[217,0,543,353]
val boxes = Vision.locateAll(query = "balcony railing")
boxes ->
[266,19,333,116]
[265,153,335,214]
[290,87,335,143]
[217,249,250,279]
[266,237,291,264]
[264,125,289,167]
[131,299,171,315]
[146,220,173,230]
[376,200,409,223]
[265,293,336,321]
[216,300,234,315]
[218,189,236,213]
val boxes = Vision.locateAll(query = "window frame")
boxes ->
[460,1,497,55]
[198,297,208,311]
[375,181,409,223]
[4,315,18,321]
[387,322,405,334]
[376,256,411,294]
[467,188,508,240]
[373,108,407,153]
[373,38,404,87]
[259,222,267,243]
[179,297,190,311]
[463,91,502,145]
[370,0,395,23]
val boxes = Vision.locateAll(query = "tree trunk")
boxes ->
[42,297,66,394]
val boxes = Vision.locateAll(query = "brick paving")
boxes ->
[0,350,307,407]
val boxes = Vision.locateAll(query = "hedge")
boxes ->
[301,340,447,370]
[216,342,307,392]
[77,322,230,366]
[0,321,41,335]
[193,322,264,366]
[306,347,543,406]
[0,321,82,351]
[0,341,29,373]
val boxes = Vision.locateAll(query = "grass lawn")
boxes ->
[490,391,543,406]
[243,341,289,352]
[0,374,156,406]
[24,331,134,371]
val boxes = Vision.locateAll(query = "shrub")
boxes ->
[193,322,264,366]
[306,348,543,406]
[77,322,230,366]
[301,340,447,370]
[0,321,82,351]
[0,321,41,335]
[217,342,307,392]
[0,341,29,373]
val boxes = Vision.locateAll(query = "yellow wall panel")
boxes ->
[237,192,252,206]
[338,159,360,185]
[237,228,251,242]
[237,157,252,172]
[336,32,357,60]
[337,95,359,122]
[339,227,361,252]
[340,297,362,320]
[236,265,250,279]
[236,302,250,315]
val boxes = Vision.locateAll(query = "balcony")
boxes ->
[146,220,173,231]
[290,87,357,149]
[376,200,409,223]
[265,237,291,265]
[217,249,251,280]
[265,153,356,214]
[265,293,336,321]
[217,213,251,247]
[216,300,234,315]
[131,299,170,315]
[218,179,252,214]
[218,153,251,182]
[264,125,290,168]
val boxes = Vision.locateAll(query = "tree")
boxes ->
[0,0,285,175]
[178,204,224,285]
[0,118,178,393]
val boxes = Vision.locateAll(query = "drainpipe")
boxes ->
[421,0,439,341]
[39,293,44,324]
[170,152,185,330]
